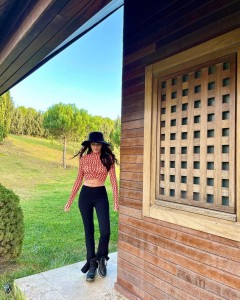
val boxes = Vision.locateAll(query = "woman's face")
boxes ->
[90,142,102,153]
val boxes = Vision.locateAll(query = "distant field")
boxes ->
[0,135,119,299]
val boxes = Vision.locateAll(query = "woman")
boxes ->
[64,131,119,282]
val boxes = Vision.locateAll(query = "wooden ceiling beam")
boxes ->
[0,0,112,95]
[0,0,65,72]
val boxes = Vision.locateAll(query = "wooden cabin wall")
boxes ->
[116,1,240,299]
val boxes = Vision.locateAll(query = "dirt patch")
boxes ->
[0,259,18,273]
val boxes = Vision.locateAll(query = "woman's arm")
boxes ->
[109,163,119,211]
[64,157,84,211]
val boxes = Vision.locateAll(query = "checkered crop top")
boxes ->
[66,152,119,211]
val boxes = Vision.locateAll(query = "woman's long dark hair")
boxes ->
[73,143,118,171]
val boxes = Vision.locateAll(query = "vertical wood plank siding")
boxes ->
[116,0,240,299]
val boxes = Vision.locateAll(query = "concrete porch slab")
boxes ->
[14,252,127,300]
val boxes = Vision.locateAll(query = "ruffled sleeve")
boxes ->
[109,163,119,211]
[65,157,84,209]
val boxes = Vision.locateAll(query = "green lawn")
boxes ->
[0,135,119,299]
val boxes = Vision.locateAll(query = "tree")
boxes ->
[33,113,46,137]
[10,107,24,135]
[90,115,114,145]
[10,106,47,138]
[76,108,91,143]
[0,123,4,142]
[43,103,84,168]
[110,116,121,148]
[0,91,14,141]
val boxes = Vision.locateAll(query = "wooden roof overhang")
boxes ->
[0,0,123,96]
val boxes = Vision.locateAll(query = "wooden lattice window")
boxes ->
[156,54,236,215]
[143,29,240,240]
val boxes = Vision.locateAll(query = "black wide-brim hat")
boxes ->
[82,131,110,146]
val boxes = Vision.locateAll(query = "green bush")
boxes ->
[0,183,24,260]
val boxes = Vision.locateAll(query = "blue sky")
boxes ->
[10,7,123,120]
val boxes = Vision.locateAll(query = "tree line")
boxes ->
[0,91,121,166]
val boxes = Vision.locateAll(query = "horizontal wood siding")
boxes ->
[117,0,240,299]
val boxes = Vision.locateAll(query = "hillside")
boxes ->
[0,135,80,199]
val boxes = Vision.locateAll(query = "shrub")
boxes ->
[0,183,24,261]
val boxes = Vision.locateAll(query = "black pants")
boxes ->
[79,185,110,269]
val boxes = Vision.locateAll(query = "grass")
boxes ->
[0,135,119,299]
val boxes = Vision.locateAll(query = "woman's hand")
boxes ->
[64,204,70,212]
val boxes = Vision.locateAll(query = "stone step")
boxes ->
[14,252,127,300]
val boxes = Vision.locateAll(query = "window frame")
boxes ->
[143,28,240,242]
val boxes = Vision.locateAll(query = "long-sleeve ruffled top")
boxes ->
[65,152,119,211]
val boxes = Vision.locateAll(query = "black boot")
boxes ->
[86,259,98,282]
[98,257,107,278]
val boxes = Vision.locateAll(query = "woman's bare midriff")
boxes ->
[84,179,105,187]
